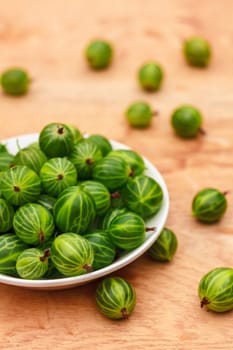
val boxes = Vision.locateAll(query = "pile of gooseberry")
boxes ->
[0,122,169,317]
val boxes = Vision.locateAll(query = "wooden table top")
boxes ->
[0,0,232,349]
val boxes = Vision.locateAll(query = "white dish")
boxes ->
[0,133,169,290]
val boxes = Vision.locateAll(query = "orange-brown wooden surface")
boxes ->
[0,1,233,349]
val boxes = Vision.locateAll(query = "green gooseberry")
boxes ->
[40,157,77,197]
[53,186,96,235]
[96,276,136,319]
[125,102,154,128]
[0,233,29,276]
[1,165,41,206]
[123,175,163,219]
[51,233,94,277]
[148,227,178,262]
[108,149,145,176]
[85,229,116,270]
[13,145,47,174]
[13,203,55,245]
[87,134,112,156]
[93,155,131,191]
[171,105,203,138]
[138,62,163,92]
[0,198,14,233]
[192,188,227,223]
[198,267,233,312]
[68,139,103,179]
[16,248,50,280]
[184,37,211,67]
[85,40,113,69]
[79,180,111,216]
[39,122,75,158]
[1,68,30,96]
[107,210,148,250]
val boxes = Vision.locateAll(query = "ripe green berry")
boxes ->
[85,40,113,69]
[171,105,203,138]
[138,62,163,92]
[16,248,50,280]
[198,267,233,312]
[125,102,154,128]
[184,37,211,67]
[1,68,30,96]
[192,188,227,223]
[96,276,136,319]
[148,227,178,262]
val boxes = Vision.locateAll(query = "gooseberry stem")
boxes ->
[39,231,45,243]
[57,126,64,134]
[200,296,210,308]
[146,227,156,232]
[83,264,93,273]
[223,191,229,196]
[86,158,94,165]
[57,174,64,180]
[198,127,206,136]
[121,308,129,319]
[40,249,51,262]
[153,110,159,117]
[110,191,121,199]
[13,185,20,192]
[129,169,135,177]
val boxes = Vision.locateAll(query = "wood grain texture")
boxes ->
[0,0,233,349]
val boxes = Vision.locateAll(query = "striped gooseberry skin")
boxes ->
[108,149,145,177]
[1,165,41,206]
[53,186,96,235]
[107,211,146,250]
[123,175,163,219]
[0,144,8,153]
[16,248,49,280]
[13,203,55,245]
[79,180,111,215]
[66,124,83,144]
[148,227,178,262]
[0,233,29,276]
[51,233,94,277]
[85,229,116,270]
[13,146,47,174]
[39,123,75,158]
[0,198,14,233]
[192,188,227,223]
[102,208,127,230]
[93,155,131,191]
[68,139,103,179]
[198,267,233,312]
[40,157,77,197]
[171,105,203,139]
[0,172,4,197]
[96,276,136,319]
[0,152,14,171]
[86,134,112,156]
